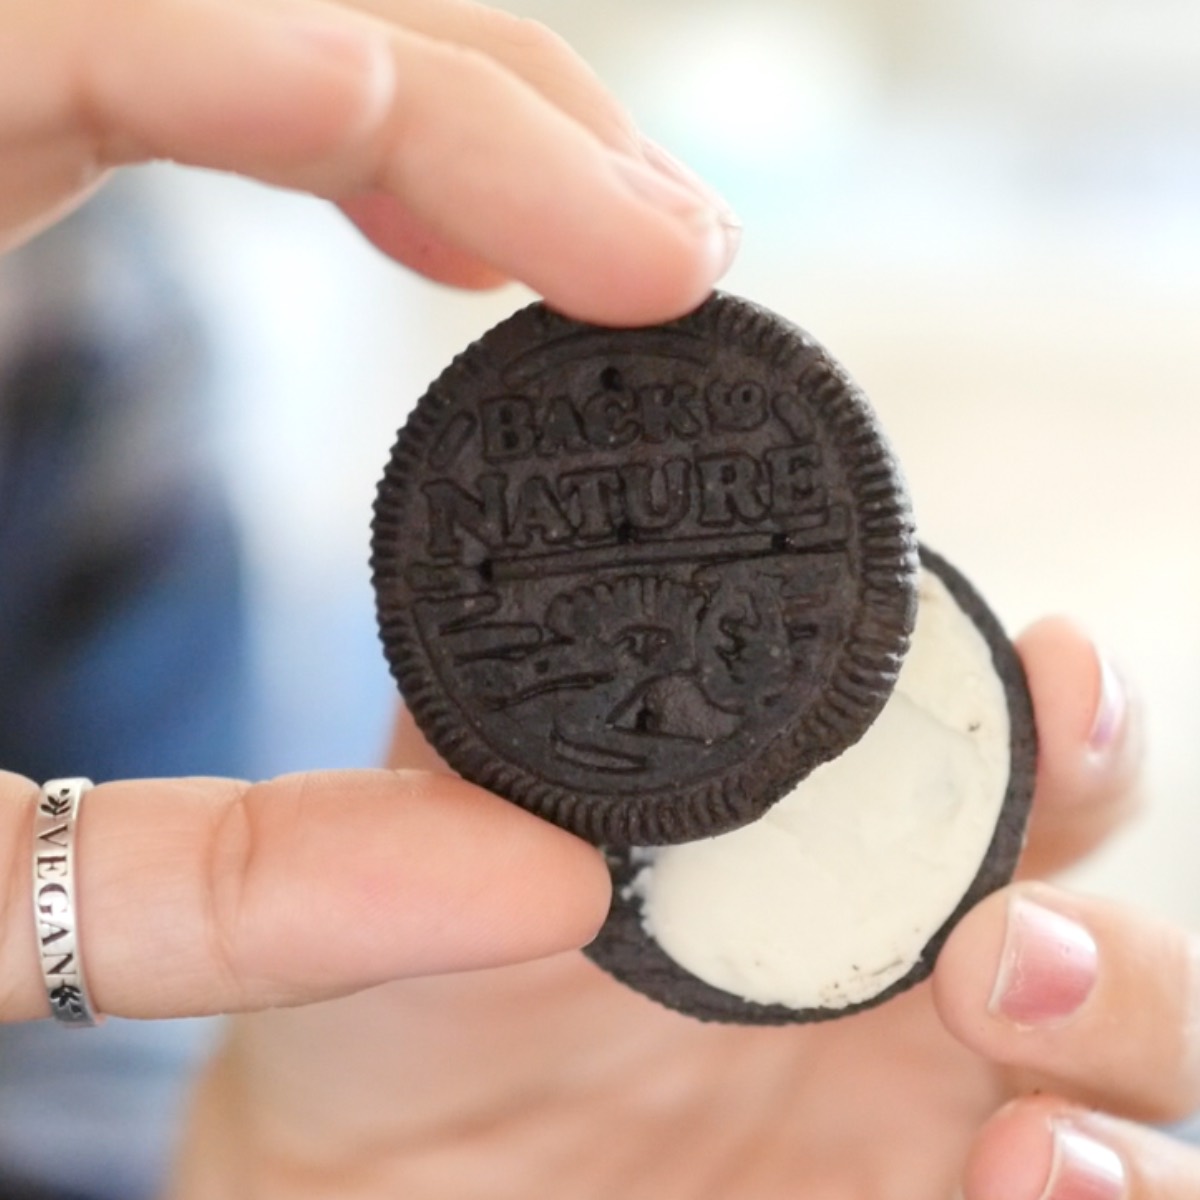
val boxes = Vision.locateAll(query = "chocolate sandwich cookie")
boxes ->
[371,293,918,846]
[584,545,1037,1024]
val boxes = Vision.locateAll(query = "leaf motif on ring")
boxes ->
[49,983,85,1017]
[39,792,71,818]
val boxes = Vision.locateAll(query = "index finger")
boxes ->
[69,0,737,324]
[0,767,610,1021]
[332,0,642,155]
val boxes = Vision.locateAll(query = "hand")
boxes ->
[1,0,676,1026]
[2,0,738,323]
[167,619,1200,1200]
[0,765,609,1021]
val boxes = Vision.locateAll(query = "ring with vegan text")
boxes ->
[31,778,102,1027]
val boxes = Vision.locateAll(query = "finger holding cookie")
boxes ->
[1,766,611,1022]
[1010,618,1143,879]
[937,883,1200,1124]
[965,1098,1200,1200]
[163,615,1159,1200]
[932,633,1200,1199]
[2,0,738,321]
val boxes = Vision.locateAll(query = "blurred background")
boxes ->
[3,2,1200,1195]
[145,0,1200,914]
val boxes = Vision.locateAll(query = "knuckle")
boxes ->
[478,11,573,71]
[465,10,637,151]
[412,35,511,110]
[67,0,164,168]
[204,781,256,1010]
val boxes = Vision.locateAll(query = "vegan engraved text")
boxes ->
[33,785,89,1021]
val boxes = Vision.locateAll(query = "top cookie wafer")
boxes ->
[371,293,918,847]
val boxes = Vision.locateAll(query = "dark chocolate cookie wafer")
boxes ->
[584,545,1037,1024]
[372,293,917,846]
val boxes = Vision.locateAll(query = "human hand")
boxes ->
[169,618,1200,1200]
[3,0,738,323]
[1,766,609,1021]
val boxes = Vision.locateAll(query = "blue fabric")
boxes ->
[0,193,251,785]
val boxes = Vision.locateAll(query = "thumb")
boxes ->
[2,765,610,1021]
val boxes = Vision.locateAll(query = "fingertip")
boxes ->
[963,1099,1057,1200]
[456,769,613,919]
[935,883,1103,1060]
[932,887,1009,1048]
[1016,616,1142,779]
[348,32,743,328]
[523,815,613,950]
[384,711,612,954]
[1014,617,1143,875]
[968,1099,1142,1200]
[540,150,740,326]
[527,217,734,328]
[1016,617,1117,762]
[263,767,613,984]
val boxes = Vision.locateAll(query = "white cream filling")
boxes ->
[629,568,1011,1010]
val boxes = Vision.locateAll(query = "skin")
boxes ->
[168,624,1196,1200]
[0,2,1196,1197]
[2,0,739,320]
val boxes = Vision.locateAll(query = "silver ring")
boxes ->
[32,778,102,1027]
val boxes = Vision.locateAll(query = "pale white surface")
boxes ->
[628,569,1011,1009]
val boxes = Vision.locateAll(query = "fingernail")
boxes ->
[989,895,1098,1027]
[1087,650,1126,753]
[610,151,742,277]
[1038,1124,1125,1200]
